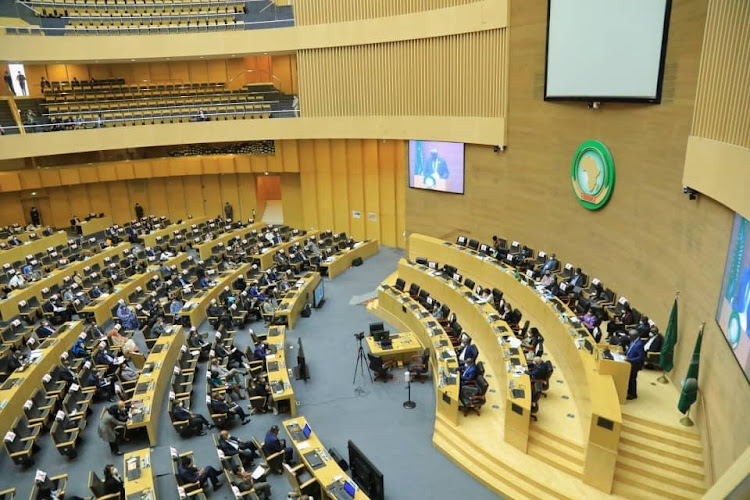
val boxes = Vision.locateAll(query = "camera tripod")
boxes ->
[353,332,372,393]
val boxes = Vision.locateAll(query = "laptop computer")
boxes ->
[267,361,279,372]
[327,481,356,500]
[304,450,325,469]
[287,422,312,442]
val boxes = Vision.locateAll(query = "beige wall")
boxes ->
[406,0,748,482]
[294,0,482,25]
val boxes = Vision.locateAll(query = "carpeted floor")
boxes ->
[0,245,500,499]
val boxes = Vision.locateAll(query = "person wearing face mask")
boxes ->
[102,464,125,499]
[457,335,479,367]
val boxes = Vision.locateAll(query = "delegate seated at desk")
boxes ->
[460,357,479,385]
[263,425,293,462]
[178,455,223,492]
[171,400,214,436]
[457,336,479,367]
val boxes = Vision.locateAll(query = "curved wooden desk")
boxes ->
[265,325,296,416]
[0,321,84,438]
[123,448,156,500]
[75,216,113,237]
[275,272,321,330]
[196,222,264,261]
[407,234,623,493]
[141,215,211,248]
[0,243,128,321]
[0,230,67,265]
[374,283,460,425]
[283,416,370,500]
[182,263,251,327]
[319,239,379,279]
[128,325,185,446]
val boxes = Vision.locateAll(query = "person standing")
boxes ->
[98,401,129,456]
[224,202,233,220]
[625,330,646,400]
[16,71,27,96]
[134,202,144,220]
[3,71,14,95]
[30,206,41,226]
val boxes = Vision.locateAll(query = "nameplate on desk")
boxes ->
[511,389,525,399]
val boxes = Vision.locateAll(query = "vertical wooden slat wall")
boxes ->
[0,140,407,248]
[691,0,750,148]
[298,30,506,119]
[295,0,482,25]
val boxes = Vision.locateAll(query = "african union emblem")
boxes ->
[570,140,615,210]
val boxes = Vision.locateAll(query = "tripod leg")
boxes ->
[353,348,362,385]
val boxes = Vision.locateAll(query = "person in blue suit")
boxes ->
[178,455,222,491]
[460,357,479,384]
[458,335,479,367]
[625,330,646,400]
[263,425,293,462]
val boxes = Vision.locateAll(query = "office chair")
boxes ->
[50,420,81,459]
[467,239,479,250]
[394,278,406,292]
[171,449,204,495]
[283,462,318,498]
[530,382,544,421]
[368,353,395,382]
[415,257,428,266]
[458,375,489,416]
[30,474,68,500]
[0,487,15,500]
[531,361,554,398]
[408,283,420,299]
[408,351,430,383]
[253,436,285,475]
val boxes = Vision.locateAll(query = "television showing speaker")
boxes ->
[408,140,465,194]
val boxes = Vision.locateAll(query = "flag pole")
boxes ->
[657,290,679,384]
[680,407,694,427]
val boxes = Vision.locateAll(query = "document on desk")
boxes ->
[298,441,311,451]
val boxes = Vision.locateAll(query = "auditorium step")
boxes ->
[527,425,585,479]
[612,414,706,500]
[433,414,575,500]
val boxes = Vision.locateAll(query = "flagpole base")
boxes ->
[680,416,694,427]
[657,372,670,384]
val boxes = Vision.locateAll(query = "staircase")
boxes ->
[612,413,706,500]
[0,100,20,134]
[14,98,46,132]
[527,425,585,479]
[433,413,574,500]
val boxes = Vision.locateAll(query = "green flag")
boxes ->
[678,324,704,414]
[659,297,678,372]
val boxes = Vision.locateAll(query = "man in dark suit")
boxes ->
[533,253,560,278]
[459,357,478,385]
[218,430,258,465]
[457,336,479,367]
[170,400,212,436]
[568,268,585,288]
[625,331,646,400]
[36,321,56,339]
[209,396,251,425]
[416,148,450,185]
[263,425,293,462]
[178,455,222,491]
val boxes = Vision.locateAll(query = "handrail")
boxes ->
[20,0,246,8]
[64,12,243,21]
[4,105,296,133]
[43,97,280,117]
[227,69,283,88]
[43,88,276,107]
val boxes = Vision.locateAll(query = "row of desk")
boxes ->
[284,416,369,500]
[195,222,264,261]
[265,325,296,416]
[127,325,185,446]
[0,230,68,265]
[75,215,113,237]
[0,243,129,321]
[407,234,624,492]
[396,260,534,448]
[0,321,84,438]
[141,215,212,248]
[182,263,251,327]
[248,229,319,270]
[123,448,155,500]
[319,239,379,279]
[275,271,321,330]
[375,283,460,425]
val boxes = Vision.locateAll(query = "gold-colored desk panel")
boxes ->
[127,326,185,446]
[320,240,379,279]
[182,263,251,327]
[275,272,321,330]
[0,321,83,437]
[141,215,211,248]
[76,216,113,237]
[0,231,67,265]
[0,243,128,320]
[195,222,264,261]
[123,448,156,499]
[265,325,295,417]
[365,331,422,365]
[283,416,369,500]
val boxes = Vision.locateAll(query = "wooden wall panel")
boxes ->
[691,0,750,148]
[330,140,350,235]
[362,140,381,242]
[378,140,397,247]
[165,177,187,221]
[0,192,25,227]
[295,0,482,25]
[201,175,222,217]
[220,174,241,221]
[236,173,257,222]
[107,182,130,224]
[346,140,367,241]
[298,140,319,230]
[298,29,506,119]
[67,184,90,219]
[87,183,111,218]
[280,174,303,229]
[313,141,334,230]
[182,175,206,219]
[146,177,168,220]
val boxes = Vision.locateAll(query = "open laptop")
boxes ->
[287,422,312,442]
[327,480,357,500]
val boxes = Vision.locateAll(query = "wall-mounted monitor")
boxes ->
[545,0,671,103]
[716,214,750,383]
[408,140,465,194]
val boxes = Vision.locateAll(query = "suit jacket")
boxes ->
[644,334,663,353]
[461,363,478,383]
[37,326,55,338]
[171,405,191,421]
[178,464,200,484]
[626,338,646,366]
[459,343,479,362]
[418,156,450,179]
[263,431,284,455]
[210,399,231,414]
[218,436,244,456]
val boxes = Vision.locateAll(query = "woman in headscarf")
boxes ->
[116,299,140,330]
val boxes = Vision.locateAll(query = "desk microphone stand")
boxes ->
[403,372,416,409]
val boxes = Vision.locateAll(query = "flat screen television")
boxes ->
[348,440,384,500]
[408,140,465,194]
[313,281,325,308]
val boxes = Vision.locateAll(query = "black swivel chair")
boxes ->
[395,278,406,292]
[408,351,430,383]
[368,353,395,382]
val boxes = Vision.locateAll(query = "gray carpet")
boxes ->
[0,245,499,499]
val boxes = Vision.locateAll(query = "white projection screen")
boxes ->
[545,0,671,103]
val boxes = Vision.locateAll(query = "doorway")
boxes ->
[256,174,283,224]
[20,194,52,227]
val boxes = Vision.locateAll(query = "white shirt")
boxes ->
[9,274,25,289]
